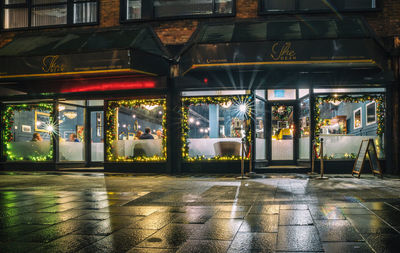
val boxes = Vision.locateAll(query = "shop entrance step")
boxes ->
[254,166,310,173]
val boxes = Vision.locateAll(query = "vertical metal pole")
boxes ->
[319,138,327,179]
[311,141,315,174]
[249,141,252,173]
[241,138,245,178]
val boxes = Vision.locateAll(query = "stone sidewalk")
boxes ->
[0,172,399,252]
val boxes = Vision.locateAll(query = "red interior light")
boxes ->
[60,80,156,93]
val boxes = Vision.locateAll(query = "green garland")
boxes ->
[181,95,252,161]
[1,103,54,161]
[272,105,293,121]
[314,95,385,151]
[105,99,167,162]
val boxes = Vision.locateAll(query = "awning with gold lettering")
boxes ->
[0,26,171,80]
[177,17,392,88]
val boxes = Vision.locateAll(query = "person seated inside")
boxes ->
[68,133,80,142]
[31,133,43,142]
[155,129,163,139]
[134,130,143,140]
[139,127,154,140]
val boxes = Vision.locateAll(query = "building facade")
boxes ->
[0,0,399,175]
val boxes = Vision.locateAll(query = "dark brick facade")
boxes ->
[0,0,399,173]
[1,0,399,46]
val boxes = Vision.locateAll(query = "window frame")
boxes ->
[366,101,377,126]
[353,107,363,130]
[1,0,99,31]
[258,0,381,15]
[120,0,236,23]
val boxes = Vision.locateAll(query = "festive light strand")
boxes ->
[181,96,252,162]
[105,99,167,162]
[1,104,54,161]
[314,95,385,158]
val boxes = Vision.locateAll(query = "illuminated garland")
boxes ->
[314,95,385,151]
[105,99,167,162]
[181,96,252,162]
[1,103,54,161]
[272,105,293,121]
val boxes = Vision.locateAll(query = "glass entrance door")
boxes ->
[90,110,104,162]
[270,104,295,162]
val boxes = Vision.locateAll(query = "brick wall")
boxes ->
[0,0,399,46]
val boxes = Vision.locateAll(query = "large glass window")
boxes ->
[255,91,266,160]
[58,103,85,162]
[106,99,166,162]
[299,95,310,160]
[182,96,251,161]
[123,0,234,21]
[261,0,377,13]
[2,0,98,29]
[316,94,384,159]
[1,103,54,161]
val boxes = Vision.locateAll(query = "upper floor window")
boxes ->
[2,0,98,30]
[260,0,377,13]
[123,0,234,21]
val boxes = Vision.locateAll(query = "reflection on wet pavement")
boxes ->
[0,172,399,252]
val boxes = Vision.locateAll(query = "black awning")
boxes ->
[178,17,392,87]
[0,26,171,80]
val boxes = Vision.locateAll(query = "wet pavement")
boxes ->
[0,172,399,253]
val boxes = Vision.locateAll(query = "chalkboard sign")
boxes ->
[352,139,382,178]
[367,140,382,176]
[352,140,369,177]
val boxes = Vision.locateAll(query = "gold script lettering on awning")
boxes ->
[42,55,65,73]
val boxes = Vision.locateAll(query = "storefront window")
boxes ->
[58,103,85,162]
[255,91,266,160]
[299,96,310,160]
[182,96,251,161]
[315,95,385,159]
[105,99,166,162]
[1,103,54,161]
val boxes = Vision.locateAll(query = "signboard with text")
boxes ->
[0,50,131,78]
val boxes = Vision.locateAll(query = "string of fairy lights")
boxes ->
[181,95,252,161]
[314,95,385,158]
[2,103,54,161]
[105,99,167,162]
[1,94,385,163]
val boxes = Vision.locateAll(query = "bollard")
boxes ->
[237,137,249,180]
[308,140,318,176]
[316,138,328,180]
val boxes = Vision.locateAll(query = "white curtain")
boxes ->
[73,2,97,24]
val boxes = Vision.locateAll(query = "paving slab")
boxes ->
[0,172,399,253]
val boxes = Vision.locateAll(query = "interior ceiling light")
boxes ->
[143,105,158,111]
[220,101,232,109]
[64,111,77,119]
